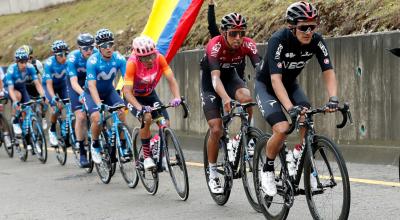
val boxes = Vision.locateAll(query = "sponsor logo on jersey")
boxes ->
[90,57,97,64]
[53,69,66,79]
[318,41,328,57]
[277,62,282,69]
[275,44,283,60]
[208,95,216,103]
[267,100,277,107]
[69,55,76,62]
[211,42,222,57]
[285,53,296,58]
[301,51,313,57]
[256,95,265,116]
[244,41,258,54]
[282,60,309,69]
[324,58,330,64]
[97,67,117,80]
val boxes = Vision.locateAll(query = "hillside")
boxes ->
[0,0,399,64]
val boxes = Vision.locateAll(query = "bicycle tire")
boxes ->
[55,118,67,165]
[94,131,113,184]
[0,114,13,157]
[132,128,159,195]
[85,143,94,173]
[15,136,28,162]
[241,127,263,212]
[117,123,138,188]
[164,127,189,201]
[31,116,47,164]
[203,129,233,206]
[303,135,351,220]
[254,134,290,220]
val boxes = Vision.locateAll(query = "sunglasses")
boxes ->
[228,30,246,38]
[17,60,28,64]
[99,41,114,49]
[80,46,94,52]
[56,52,69,57]
[296,25,317,33]
[138,53,156,63]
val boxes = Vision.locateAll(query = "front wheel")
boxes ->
[94,131,113,184]
[132,128,159,195]
[117,124,138,188]
[203,129,233,206]
[164,127,189,201]
[31,116,47,164]
[0,114,14,158]
[55,118,67,165]
[304,135,351,220]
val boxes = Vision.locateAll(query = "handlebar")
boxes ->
[286,102,353,135]
[221,100,257,123]
[0,96,8,104]
[139,96,189,129]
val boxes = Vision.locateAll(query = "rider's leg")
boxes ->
[235,87,253,121]
[11,90,22,133]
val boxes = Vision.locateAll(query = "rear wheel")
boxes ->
[254,134,290,220]
[15,136,28,162]
[55,119,67,165]
[94,131,113,184]
[132,128,159,195]
[241,127,263,212]
[0,114,14,157]
[304,135,351,220]
[31,116,47,164]
[164,127,189,200]
[203,129,233,206]
[117,124,138,188]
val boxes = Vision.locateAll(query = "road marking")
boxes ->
[48,148,400,187]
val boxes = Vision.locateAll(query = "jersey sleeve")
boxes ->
[27,65,38,81]
[266,36,284,75]
[43,59,53,82]
[314,35,333,72]
[86,55,98,81]
[5,66,14,87]
[67,53,78,78]
[117,53,127,77]
[206,37,222,71]
[124,60,136,86]
[159,55,173,77]
[35,60,44,75]
[244,38,261,68]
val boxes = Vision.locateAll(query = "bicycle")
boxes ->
[132,97,190,200]
[254,103,353,220]
[0,97,13,158]
[14,98,47,163]
[95,103,138,188]
[203,100,263,211]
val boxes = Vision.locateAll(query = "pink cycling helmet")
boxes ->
[132,36,157,56]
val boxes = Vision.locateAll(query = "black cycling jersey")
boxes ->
[207,4,220,38]
[256,28,333,94]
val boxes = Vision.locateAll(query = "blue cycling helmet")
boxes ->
[77,33,95,47]
[15,48,29,61]
[95,28,114,45]
[51,40,69,53]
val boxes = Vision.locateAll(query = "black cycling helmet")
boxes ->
[220,12,247,31]
[286,1,318,25]
[51,40,70,53]
[21,45,33,56]
[15,48,29,61]
[95,28,114,45]
[77,33,95,47]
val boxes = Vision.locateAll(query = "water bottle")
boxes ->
[150,134,160,160]
[293,144,303,160]
[226,139,235,162]
[286,150,296,176]
[3,132,12,148]
[231,134,240,159]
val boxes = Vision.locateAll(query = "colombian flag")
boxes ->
[142,0,204,63]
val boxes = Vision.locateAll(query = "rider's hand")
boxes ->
[12,101,20,110]
[141,105,152,113]
[326,96,339,112]
[169,98,181,107]
[288,105,303,119]
[50,96,59,106]
[208,0,214,5]
[222,97,232,113]
[79,93,85,104]
[96,103,105,111]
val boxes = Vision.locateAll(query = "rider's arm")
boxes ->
[211,70,230,101]
[70,76,84,95]
[123,86,142,110]
[207,0,220,38]
[67,54,84,95]
[314,35,336,98]
[271,74,293,111]
[46,79,56,98]
[123,60,142,110]
[159,56,180,99]
[4,69,17,102]
[86,56,101,105]
[8,86,18,103]
[88,80,101,105]
[33,80,45,97]
[323,69,337,98]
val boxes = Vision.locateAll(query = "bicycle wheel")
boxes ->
[241,127,263,212]
[94,131,113,184]
[117,123,138,188]
[15,137,28,162]
[55,119,67,165]
[203,129,233,206]
[85,143,94,173]
[303,135,351,220]
[0,114,13,157]
[254,134,290,220]
[132,128,159,195]
[31,116,47,164]
[164,127,189,201]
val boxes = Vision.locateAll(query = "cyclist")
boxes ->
[201,12,260,193]
[255,1,339,196]
[123,36,181,170]
[3,48,45,135]
[20,45,48,129]
[83,28,128,164]
[66,33,98,167]
[43,40,70,147]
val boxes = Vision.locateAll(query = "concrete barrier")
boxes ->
[0,0,75,15]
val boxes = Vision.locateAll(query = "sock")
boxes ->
[92,140,100,148]
[141,138,151,158]
[263,157,275,172]
[209,162,217,179]
[50,123,56,132]
[13,117,19,124]
[78,140,86,155]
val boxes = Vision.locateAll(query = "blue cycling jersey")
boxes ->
[4,63,38,89]
[43,56,68,86]
[67,48,99,85]
[85,51,126,94]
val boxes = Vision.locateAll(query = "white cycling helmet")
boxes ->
[132,36,156,56]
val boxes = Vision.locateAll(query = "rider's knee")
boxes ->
[75,111,86,122]
[209,123,223,138]
[90,112,100,124]
[272,121,290,138]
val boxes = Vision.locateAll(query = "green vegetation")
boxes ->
[0,0,399,64]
